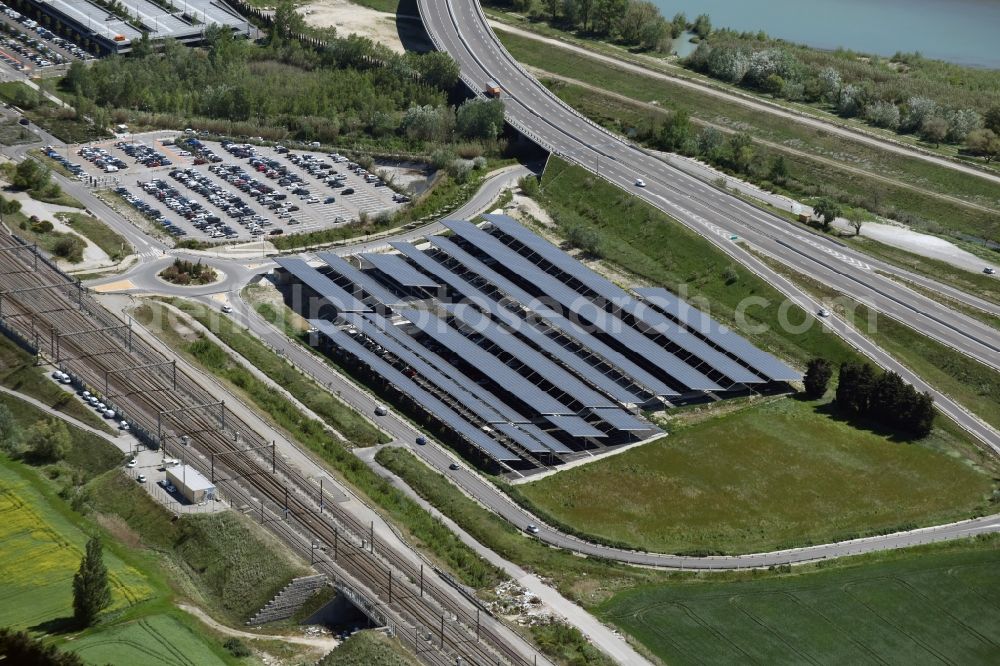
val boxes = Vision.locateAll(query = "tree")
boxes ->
[0,627,85,666]
[726,132,755,173]
[0,403,16,452]
[543,0,560,21]
[27,419,71,463]
[73,536,111,627]
[670,12,687,38]
[692,13,712,38]
[768,155,789,184]
[902,96,938,132]
[817,66,842,102]
[848,213,864,236]
[592,0,625,34]
[966,129,1000,163]
[945,108,981,143]
[985,106,1000,134]
[812,197,842,231]
[655,109,691,152]
[803,358,832,399]
[271,0,305,44]
[920,116,949,146]
[836,361,876,416]
[456,98,504,139]
[13,159,52,192]
[409,51,460,90]
[863,100,901,130]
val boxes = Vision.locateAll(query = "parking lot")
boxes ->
[0,2,94,73]
[62,131,408,242]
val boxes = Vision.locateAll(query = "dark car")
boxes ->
[341,188,355,195]
[18,117,29,126]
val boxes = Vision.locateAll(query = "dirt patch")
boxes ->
[94,512,143,549]
[299,0,405,53]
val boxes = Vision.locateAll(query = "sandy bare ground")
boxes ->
[299,0,405,53]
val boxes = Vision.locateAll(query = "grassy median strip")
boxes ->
[163,298,387,447]
[56,211,132,262]
[134,300,505,591]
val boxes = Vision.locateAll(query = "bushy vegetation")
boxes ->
[684,29,1000,154]
[159,259,218,286]
[318,630,418,666]
[487,0,679,52]
[60,19,501,152]
[0,627,85,666]
[836,362,935,438]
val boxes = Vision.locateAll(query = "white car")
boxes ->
[526,524,540,535]
[634,178,646,187]
[126,459,136,468]
[221,304,233,314]
[985,267,996,275]
[374,404,387,416]
[817,307,831,317]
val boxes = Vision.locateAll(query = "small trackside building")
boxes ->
[166,464,216,504]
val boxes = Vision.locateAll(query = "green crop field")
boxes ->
[69,614,227,666]
[599,537,1000,665]
[517,397,994,554]
[0,458,153,630]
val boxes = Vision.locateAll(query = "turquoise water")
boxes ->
[655,0,1000,68]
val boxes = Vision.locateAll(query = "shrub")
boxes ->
[223,638,252,658]
[53,235,86,262]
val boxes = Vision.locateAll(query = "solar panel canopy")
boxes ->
[361,253,439,288]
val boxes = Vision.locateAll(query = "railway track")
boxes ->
[0,233,540,666]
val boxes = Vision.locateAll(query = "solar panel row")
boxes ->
[442,221,723,392]
[393,241,647,404]
[309,320,520,462]
[484,214,798,383]
[274,257,370,312]
[417,236,677,397]
[635,287,801,382]
[314,252,401,307]
[342,312,573,455]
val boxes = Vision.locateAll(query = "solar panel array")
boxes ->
[279,215,798,471]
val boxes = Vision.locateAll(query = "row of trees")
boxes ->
[686,38,998,151]
[802,359,935,438]
[489,0,710,52]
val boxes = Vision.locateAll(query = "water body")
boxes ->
[655,0,1000,69]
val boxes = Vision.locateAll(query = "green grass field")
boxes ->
[69,614,227,666]
[0,458,152,630]
[517,397,994,554]
[599,536,1000,665]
